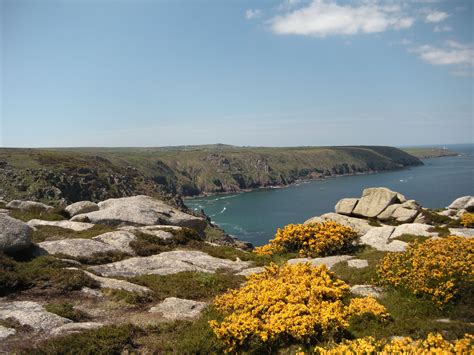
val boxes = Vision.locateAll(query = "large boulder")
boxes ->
[71,195,207,232]
[0,325,16,340]
[0,214,32,252]
[305,212,372,235]
[352,187,405,218]
[149,298,207,320]
[92,231,137,254]
[448,196,474,211]
[377,200,420,223]
[335,198,359,216]
[90,250,252,278]
[0,301,71,332]
[360,226,407,252]
[65,201,99,217]
[37,238,124,258]
[390,223,438,239]
[6,200,53,212]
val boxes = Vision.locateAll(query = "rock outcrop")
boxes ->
[65,201,99,217]
[0,301,71,332]
[71,195,207,232]
[92,231,137,254]
[352,188,405,218]
[0,214,32,252]
[91,250,252,278]
[305,213,372,235]
[37,238,124,258]
[149,298,207,320]
[27,219,95,232]
[6,200,53,212]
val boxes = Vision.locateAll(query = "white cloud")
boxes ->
[270,0,414,37]
[411,41,474,66]
[425,11,449,23]
[245,9,262,20]
[433,25,452,32]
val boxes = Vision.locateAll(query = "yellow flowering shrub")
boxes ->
[254,221,358,257]
[377,236,474,306]
[461,212,474,227]
[209,263,388,352]
[315,333,474,354]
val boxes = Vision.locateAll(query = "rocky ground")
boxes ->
[0,189,473,353]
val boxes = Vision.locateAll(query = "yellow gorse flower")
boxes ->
[460,212,474,228]
[315,333,474,354]
[377,236,474,307]
[209,263,388,352]
[254,221,358,257]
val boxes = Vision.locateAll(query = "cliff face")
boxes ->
[0,146,422,204]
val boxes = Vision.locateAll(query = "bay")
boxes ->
[185,144,474,246]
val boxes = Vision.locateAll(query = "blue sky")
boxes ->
[1,0,473,147]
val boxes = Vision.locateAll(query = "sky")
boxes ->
[1,0,473,148]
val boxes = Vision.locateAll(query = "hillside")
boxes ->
[0,146,422,204]
[401,147,459,159]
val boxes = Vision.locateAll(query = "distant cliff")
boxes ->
[0,145,422,204]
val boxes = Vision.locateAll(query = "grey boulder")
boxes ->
[352,187,404,218]
[0,214,32,252]
[71,195,207,232]
[149,297,207,320]
[92,231,137,254]
[90,250,252,278]
[448,196,474,211]
[0,301,71,332]
[27,219,95,232]
[65,201,99,217]
[37,238,123,258]
[6,200,53,212]
[360,227,407,252]
[335,198,359,216]
[305,212,372,235]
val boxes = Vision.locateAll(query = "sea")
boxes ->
[185,144,474,246]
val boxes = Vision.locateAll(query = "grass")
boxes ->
[8,208,67,222]
[331,246,387,285]
[44,301,89,322]
[102,288,152,305]
[130,271,245,302]
[58,251,132,265]
[349,287,474,340]
[24,324,139,355]
[0,253,99,296]
[137,307,226,354]
[392,233,430,243]
[31,224,116,243]
[428,225,451,237]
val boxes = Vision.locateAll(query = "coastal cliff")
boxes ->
[0,145,422,204]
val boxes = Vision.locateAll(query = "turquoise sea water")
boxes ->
[185,144,474,246]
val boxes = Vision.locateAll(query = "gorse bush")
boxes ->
[254,221,358,257]
[209,263,388,352]
[377,236,474,307]
[461,212,474,227]
[314,333,474,354]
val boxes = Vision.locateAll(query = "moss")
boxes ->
[131,271,245,302]
[8,207,67,222]
[393,233,430,243]
[129,227,202,257]
[31,224,116,243]
[428,226,451,237]
[25,324,139,355]
[102,288,151,305]
[44,302,89,322]
[368,218,382,227]
[0,253,99,296]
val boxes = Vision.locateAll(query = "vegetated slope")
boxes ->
[401,147,459,159]
[0,145,422,203]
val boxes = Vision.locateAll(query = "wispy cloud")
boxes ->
[425,10,449,23]
[433,25,452,32]
[410,41,474,68]
[270,0,414,37]
[245,9,262,20]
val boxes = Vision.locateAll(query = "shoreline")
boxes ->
[184,166,416,201]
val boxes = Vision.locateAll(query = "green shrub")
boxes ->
[103,289,151,305]
[44,302,89,322]
[26,324,138,355]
